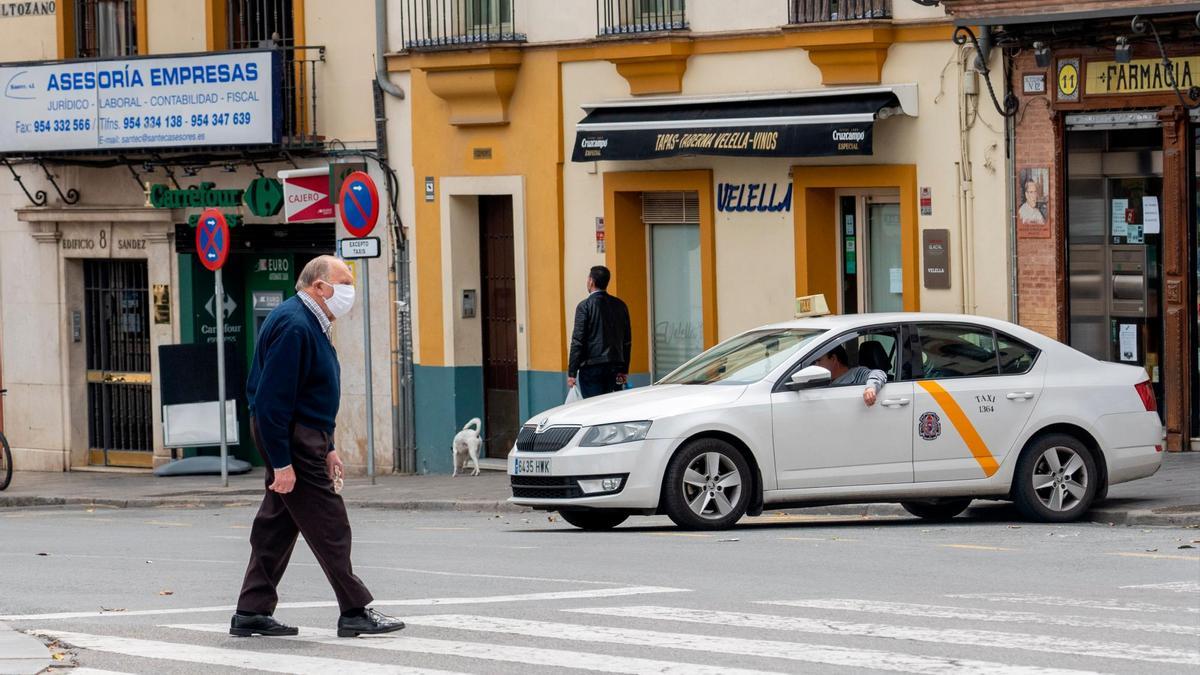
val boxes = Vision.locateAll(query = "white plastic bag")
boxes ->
[565,385,582,404]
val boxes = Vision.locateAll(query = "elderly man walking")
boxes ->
[231,255,404,639]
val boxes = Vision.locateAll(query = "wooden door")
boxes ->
[479,196,519,458]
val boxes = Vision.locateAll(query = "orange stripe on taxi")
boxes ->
[917,381,1000,477]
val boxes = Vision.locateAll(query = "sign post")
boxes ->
[337,171,381,484]
[196,209,232,487]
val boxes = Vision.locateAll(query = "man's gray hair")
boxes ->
[295,255,339,292]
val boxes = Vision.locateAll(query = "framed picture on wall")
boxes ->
[1017,166,1051,238]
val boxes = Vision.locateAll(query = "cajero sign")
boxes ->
[1086,56,1200,96]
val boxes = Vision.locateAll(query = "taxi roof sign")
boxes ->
[795,294,830,318]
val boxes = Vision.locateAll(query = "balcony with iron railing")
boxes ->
[789,0,891,24]
[398,0,526,50]
[597,0,688,36]
[277,45,326,149]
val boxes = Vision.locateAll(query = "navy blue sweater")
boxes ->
[246,295,340,468]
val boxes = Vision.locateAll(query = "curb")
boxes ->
[1,494,1195,525]
[0,495,531,514]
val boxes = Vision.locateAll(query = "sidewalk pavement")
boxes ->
[0,452,1196,526]
[0,623,49,675]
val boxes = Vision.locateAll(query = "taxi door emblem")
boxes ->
[918,411,942,441]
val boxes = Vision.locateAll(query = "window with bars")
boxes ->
[597,0,687,36]
[74,0,138,58]
[788,0,891,24]
[398,0,524,50]
[227,0,295,50]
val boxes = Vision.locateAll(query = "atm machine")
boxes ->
[252,290,284,340]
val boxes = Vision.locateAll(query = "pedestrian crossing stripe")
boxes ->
[400,614,1089,675]
[759,598,1200,636]
[32,630,463,675]
[0,586,686,622]
[947,592,1200,615]
[167,624,787,675]
[568,605,1200,666]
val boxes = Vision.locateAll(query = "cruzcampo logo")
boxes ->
[244,177,284,217]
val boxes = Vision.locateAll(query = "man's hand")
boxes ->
[326,449,344,482]
[863,387,877,407]
[269,465,296,494]
[567,376,577,389]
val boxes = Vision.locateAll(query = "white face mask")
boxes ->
[323,282,356,319]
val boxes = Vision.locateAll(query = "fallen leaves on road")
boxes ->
[1179,545,1195,549]
[99,607,125,613]
[717,538,740,543]
[35,552,48,556]
[158,590,174,596]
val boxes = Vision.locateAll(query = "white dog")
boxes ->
[452,418,482,477]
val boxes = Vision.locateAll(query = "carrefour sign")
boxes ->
[0,50,281,153]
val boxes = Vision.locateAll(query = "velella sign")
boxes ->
[0,50,281,153]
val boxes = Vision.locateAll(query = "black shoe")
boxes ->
[336,608,405,638]
[229,613,299,637]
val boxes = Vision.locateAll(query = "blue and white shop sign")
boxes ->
[0,50,281,153]
[717,182,793,213]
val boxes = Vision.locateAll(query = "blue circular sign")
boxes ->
[195,209,230,271]
[338,171,379,238]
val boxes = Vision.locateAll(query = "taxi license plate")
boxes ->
[513,458,552,475]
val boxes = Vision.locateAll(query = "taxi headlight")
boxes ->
[579,421,652,447]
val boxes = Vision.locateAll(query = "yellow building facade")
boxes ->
[386,0,1011,472]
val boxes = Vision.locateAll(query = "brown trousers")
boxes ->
[236,419,374,615]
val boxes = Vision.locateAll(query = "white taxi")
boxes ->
[508,314,1163,530]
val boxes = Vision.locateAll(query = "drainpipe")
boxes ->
[1007,99,1019,324]
[375,0,405,99]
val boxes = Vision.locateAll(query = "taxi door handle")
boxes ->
[1007,391,1035,401]
[881,398,911,407]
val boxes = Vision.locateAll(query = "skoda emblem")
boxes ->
[918,412,942,441]
[535,419,549,433]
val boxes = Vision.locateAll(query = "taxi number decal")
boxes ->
[975,394,996,414]
[917,381,1000,477]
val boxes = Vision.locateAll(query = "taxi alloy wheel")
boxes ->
[1013,433,1098,523]
[663,439,751,530]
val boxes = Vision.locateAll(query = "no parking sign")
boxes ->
[334,170,381,483]
[195,208,232,485]
[195,209,230,272]
[338,171,380,238]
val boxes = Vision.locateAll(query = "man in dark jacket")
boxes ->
[568,266,632,398]
[231,255,403,639]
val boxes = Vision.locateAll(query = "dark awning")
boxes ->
[571,85,917,162]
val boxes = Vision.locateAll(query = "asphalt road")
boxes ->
[1,504,1197,674]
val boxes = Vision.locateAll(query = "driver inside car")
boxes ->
[813,343,888,407]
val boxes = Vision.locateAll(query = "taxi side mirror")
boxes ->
[785,365,832,391]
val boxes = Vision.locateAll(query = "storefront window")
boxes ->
[650,223,703,381]
[838,195,902,313]
[868,202,904,313]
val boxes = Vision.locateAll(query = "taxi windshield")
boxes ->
[659,328,826,385]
